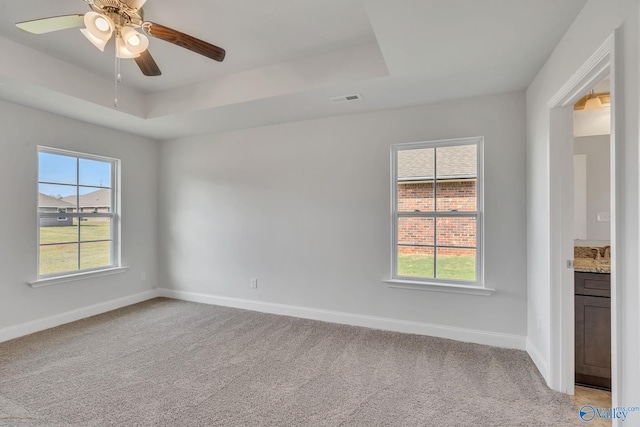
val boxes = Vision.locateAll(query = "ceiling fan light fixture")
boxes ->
[84,11,113,38]
[95,17,110,32]
[80,28,109,51]
[116,36,140,58]
[121,26,149,55]
[82,11,113,51]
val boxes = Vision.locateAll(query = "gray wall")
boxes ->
[158,91,528,338]
[0,100,159,329]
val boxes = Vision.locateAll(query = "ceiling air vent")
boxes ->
[330,94,362,103]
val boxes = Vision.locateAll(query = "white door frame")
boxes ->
[547,31,620,399]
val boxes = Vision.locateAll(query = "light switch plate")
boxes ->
[596,212,611,222]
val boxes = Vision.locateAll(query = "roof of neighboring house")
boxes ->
[397,145,477,180]
[38,193,74,208]
[61,188,111,208]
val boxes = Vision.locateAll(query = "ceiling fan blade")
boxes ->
[16,15,84,34]
[142,22,226,62]
[134,50,162,76]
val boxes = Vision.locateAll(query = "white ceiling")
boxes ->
[0,0,587,140]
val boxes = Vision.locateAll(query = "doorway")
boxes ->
[572,77,612,392]
[547,32,620,402]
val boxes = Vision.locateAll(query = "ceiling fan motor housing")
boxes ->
[90,0,144,28]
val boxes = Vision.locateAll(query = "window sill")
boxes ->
[383,279,495,296]
[28,266,129,288]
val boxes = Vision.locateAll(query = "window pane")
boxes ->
[398,217,434,246]
[38,184,77,212]
[397,148,434,212]
[435,145,477,179]
[435,145,477,212]
[436,248,476,281]
[40,217,79,244]
[80,242,111,270]
[436,180,477,212]
[78,187,112,213]
[39,152,77,185]
[80,217,111,242]
[79,158,111,188]
[436,217,477,248]
[397,246,434,278]
[39,243,78,275]
[398,181,434,212]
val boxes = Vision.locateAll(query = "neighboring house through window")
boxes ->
[391,137,483,286]
[37,147,119,278]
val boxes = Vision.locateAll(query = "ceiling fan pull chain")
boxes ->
[114,48,119,108]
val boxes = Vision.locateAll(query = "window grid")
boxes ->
[391,137,483,286]
[37,147,119,278]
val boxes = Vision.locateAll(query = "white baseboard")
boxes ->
[526,338,551,385]
[0,289,159,344]
[0,288,528,351]
[158,288,527,350]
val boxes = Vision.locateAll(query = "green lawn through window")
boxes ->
[398,254,476,281]
[39,220,111,275]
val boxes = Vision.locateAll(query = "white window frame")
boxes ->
[33,146,122,286]
[385,137,492,295]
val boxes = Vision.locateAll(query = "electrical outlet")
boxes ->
[250,278,258,289]
[141,272,146,281]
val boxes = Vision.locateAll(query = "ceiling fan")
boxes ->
[15,0,226,77]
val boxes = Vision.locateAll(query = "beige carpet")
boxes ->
[0,298,582,426]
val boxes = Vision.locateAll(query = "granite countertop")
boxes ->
[574,258,611,274]
[574,246,611,274]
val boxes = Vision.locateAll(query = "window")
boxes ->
[391,137,483,286]
[37,147,119,278]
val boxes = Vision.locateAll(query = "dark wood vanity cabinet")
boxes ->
[575,272,611,390]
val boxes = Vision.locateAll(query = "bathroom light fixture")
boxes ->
[574,90,611,111]
[584,92,603,111]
